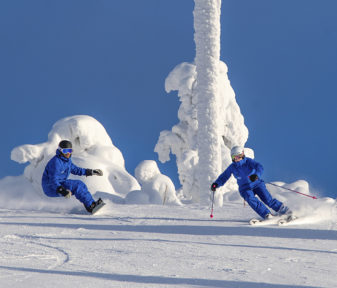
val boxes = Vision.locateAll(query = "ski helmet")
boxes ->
[58,140,72,149]
[230,146,244,158]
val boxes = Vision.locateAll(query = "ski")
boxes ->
[278,214,297,226]
[249,214,288,226]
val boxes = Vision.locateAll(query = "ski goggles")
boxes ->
[232,153,244,161]
[59,148,72,154]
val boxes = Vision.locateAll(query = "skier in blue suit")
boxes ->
[211,146,290,219]
[42,140,104,213]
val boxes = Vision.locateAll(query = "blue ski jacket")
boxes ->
[214,157,264,192]
[42,150,87,195]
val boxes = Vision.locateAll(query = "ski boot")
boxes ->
[85,198,105,214]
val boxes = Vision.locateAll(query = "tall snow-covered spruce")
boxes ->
[194,0,222,202]
[155,0,249,205]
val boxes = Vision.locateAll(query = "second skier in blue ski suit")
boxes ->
[211,146,289,219]
[42,140,104,213]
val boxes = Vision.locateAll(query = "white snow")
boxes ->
[0,198,336,288]
[125,160,182,206]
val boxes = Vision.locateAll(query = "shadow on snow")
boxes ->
[0,266,321,288]
[1,221,337,241]
[21,234,337,256]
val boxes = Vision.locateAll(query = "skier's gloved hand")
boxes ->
[93,169,103,176]
[64,190,72,198]
[57,186,72,198]
[86,169,103,176]
[249,174,258,182]
[211,183,218,192]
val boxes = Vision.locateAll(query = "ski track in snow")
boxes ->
[0,202,336,288]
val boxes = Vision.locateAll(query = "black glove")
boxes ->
[211,183,218,192]
[93,169,103,176]
[57,186,72,198]
[86,169,103,176]
[249,174,258,182]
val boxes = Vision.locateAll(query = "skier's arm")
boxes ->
[47,160,62,187]
[214,165,233,187]
[70,163,103,177]
[248,158,264,178]
[70,163,87,176]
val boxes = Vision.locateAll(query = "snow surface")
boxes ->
[0,196,336,288]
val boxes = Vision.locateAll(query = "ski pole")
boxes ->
[266,182,317,199]
[210,190,215,218]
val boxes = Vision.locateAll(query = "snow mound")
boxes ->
[11,115,140,198]
[125,160,182,205]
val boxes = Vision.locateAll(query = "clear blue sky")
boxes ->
[0,0,336,198]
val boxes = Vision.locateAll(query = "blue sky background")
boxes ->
[0,0,336,198]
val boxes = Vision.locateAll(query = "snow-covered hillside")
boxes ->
[0,201,336,288]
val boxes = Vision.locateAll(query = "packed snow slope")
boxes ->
[0,201,336,288]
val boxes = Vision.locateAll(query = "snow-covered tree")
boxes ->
[155,0,249,205]
[194,0,222,202]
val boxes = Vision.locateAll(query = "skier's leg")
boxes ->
[43,187,60,197]
[240,189,271,218]
[63,180,94,208]
[253,182,282,212]
[42,183,61,198]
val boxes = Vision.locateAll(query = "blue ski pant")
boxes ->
[239,182,283,218]
[43,179,94,208]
